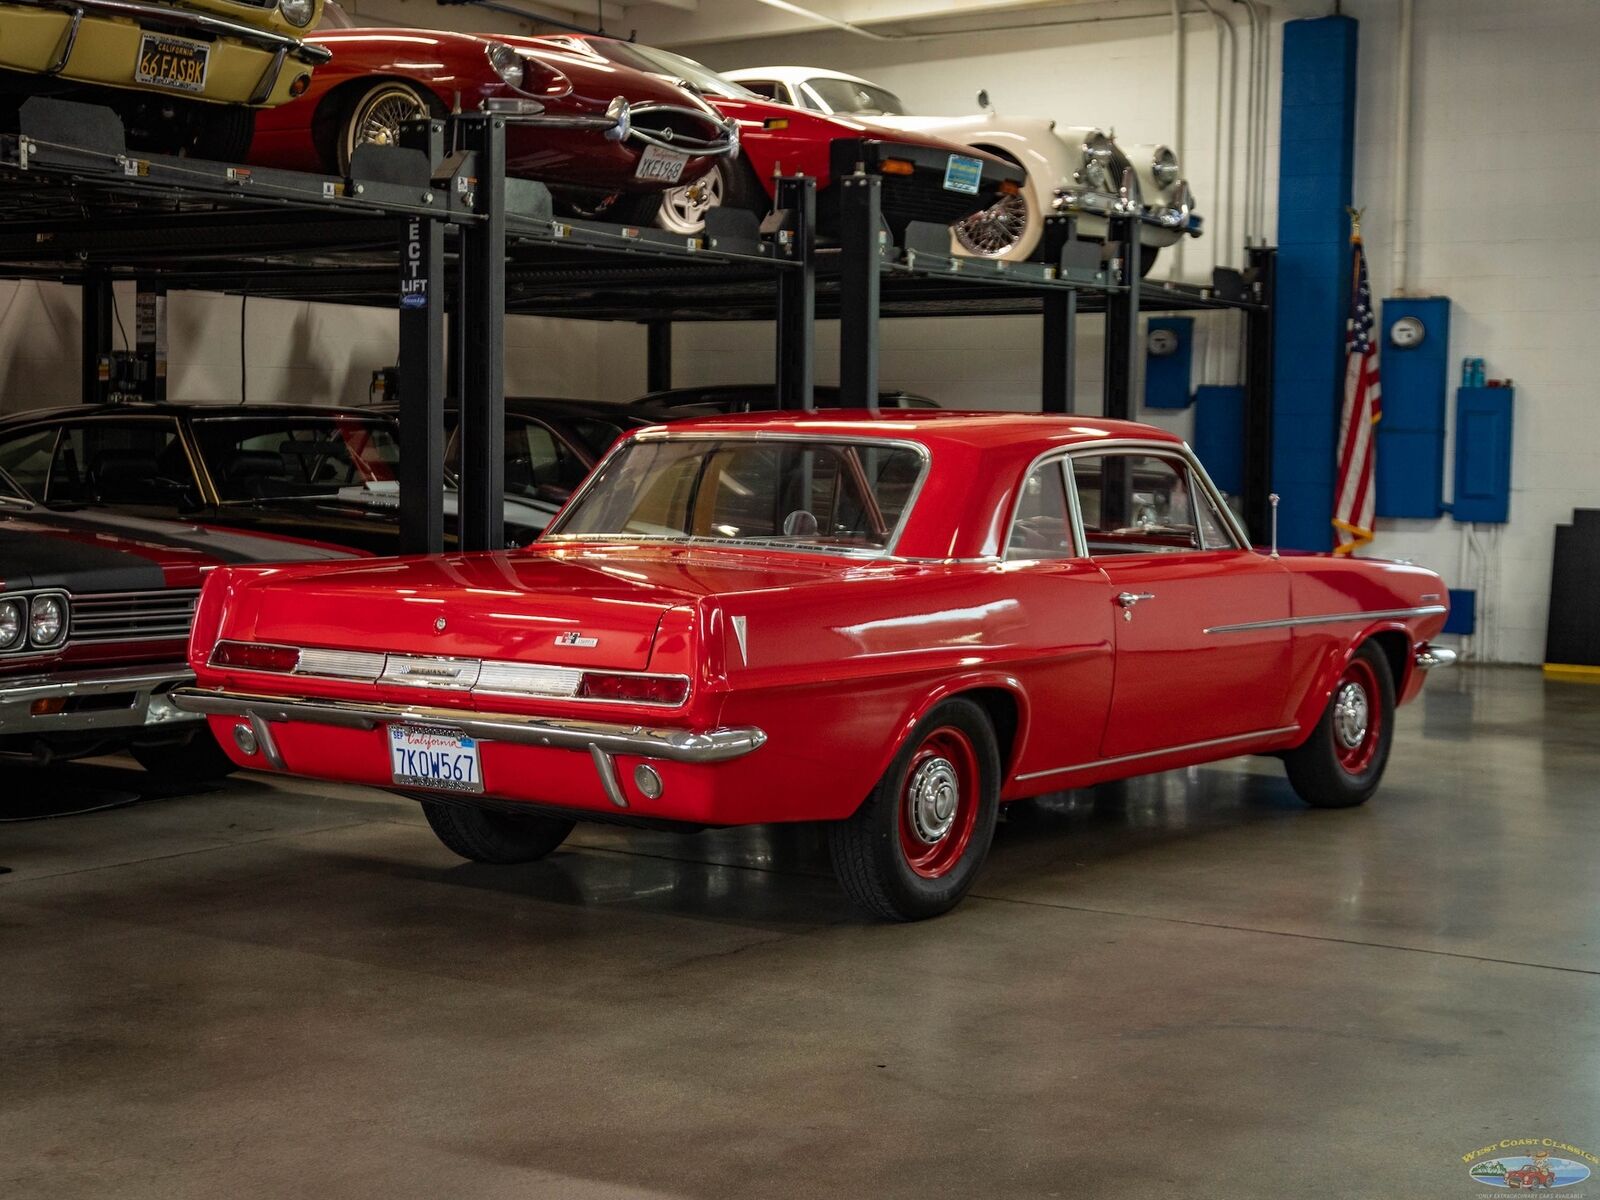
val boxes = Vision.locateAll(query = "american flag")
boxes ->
[1333,232,1381,554]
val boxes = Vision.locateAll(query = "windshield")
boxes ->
[190,415,401,503]
[587,40,759,100]
[547,436,925,555]
[805,77,905,115]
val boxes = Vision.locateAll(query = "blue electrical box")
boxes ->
[1453,386,1514,523]
[1376,296,1451,518]
[1443,588,1476,636]
[1192,385,1246,495]
[1143,316,1194,410]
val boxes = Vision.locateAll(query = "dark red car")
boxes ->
[528,35,1025,237]
[247,2,738,211]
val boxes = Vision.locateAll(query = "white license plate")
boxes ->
[635,144,689,183]
[389,724,482,793]
[135,33,210,95]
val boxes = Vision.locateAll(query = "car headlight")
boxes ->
[0,598,21,651]
[278,0,314,27]
[30,594,66,647]
[486,42,524,91]
[1152,145,1180,188]
[1080,132,1114,191]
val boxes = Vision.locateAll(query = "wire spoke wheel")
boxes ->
[658,167,723,235]
[897,726,981,879]
[341,84,430,172]
[953,190,1029,257]
[1330,657,1382,775]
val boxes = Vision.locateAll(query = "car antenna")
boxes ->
[1269,493,1280,559]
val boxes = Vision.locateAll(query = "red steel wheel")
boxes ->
[1329,656,1383,775]
[897,726,982,879]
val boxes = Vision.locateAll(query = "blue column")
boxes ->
[1273,15,1358,550]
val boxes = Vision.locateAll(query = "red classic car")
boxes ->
[175,413,1455,919]
[0,470,349,782]
[247,2,737,206]
[525,35,1025,237]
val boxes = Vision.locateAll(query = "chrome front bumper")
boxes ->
[11,0,332,64]
[1415,645,1458,670]
[170,686,767,809]
[0,663,200,736]
[1053,186,1202,236]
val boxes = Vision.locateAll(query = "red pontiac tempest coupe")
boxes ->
[176,413,1455,920]
[247,3,737,205]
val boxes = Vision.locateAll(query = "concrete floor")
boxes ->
[2,664,1597,1198]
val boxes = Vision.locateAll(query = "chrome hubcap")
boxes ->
[1333,682,1370,749]
[954,190,1029,257]
[659,168,722,234]
[907,756,960,844]
[357,93,426,151]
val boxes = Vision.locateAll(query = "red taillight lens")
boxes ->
[576,672,689,706]
[211,640,300,673]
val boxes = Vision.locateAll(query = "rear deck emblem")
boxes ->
[556,632,598,648]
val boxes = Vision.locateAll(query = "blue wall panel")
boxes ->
[1143,317,1194,409]
[1273,15,1359,551]
[1376,296,1451,517]
[1453,386,1515,523]
[1193,385,1247,494]
[1443,588,1477,636]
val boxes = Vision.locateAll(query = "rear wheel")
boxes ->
[336,81,434,175]
[421,800,575,864]
[827,697,1000,921]
[1282,642,1395,808]
[187,106,256,162]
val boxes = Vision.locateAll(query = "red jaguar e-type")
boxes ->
[247,2,738,208]
[176,413,1455,920]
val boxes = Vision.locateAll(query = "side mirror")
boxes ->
[976,88,992,113]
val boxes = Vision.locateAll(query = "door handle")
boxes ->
[1117,591,1156,608]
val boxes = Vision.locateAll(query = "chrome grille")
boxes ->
[71,589,200,644]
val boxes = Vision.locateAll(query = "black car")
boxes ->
[0,402,548,553]
[0,467,350,779]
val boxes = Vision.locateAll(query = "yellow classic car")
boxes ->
[0,0,330,155]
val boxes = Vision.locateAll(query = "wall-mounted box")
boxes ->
[1376,296,1451,518]
[1192,385,1246,495]
[1143,316,1194,410]
[1453,386,1514,524]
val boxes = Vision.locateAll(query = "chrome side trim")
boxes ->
[1203,605,1447,635]
[1016,724,1302,782]
[1415,645,1457,670]
[170,687,767,764]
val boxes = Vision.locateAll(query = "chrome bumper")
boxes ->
[10,0,332,64]
[1052,186,1202,236]
[481,97,741,158]
[1415,645,1458,670]
[170,686,767,809]
[0,663,199,736]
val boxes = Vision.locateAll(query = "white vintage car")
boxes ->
[726,66,1200,269]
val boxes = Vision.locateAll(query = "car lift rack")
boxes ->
[0,99,1275,552]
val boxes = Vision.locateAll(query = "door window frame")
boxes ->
[42,415,202,505]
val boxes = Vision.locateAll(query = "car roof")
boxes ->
[0,402,392,423]
[727,65,877,87]
[630,410,1184,452]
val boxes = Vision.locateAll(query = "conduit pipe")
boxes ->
[1196,0,1236,270]
[1392,0,1414,294]
[1170,0,1186,279]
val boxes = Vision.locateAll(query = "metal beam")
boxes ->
[1243,245,1278,543]
[645,320,672,393]
[80,270,112,405]
[837,172,881,411]
[773,176,816,410]
[459,116,507,553]
[1040,214,1077,414]
[397,119,447,556]
[1102,215,1140,420]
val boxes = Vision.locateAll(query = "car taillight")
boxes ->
[211,640,300,673]
[880,157,915,176]
[576,672,689,706]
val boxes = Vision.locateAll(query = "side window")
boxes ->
[1007,460,1075,560]
[741,80,783,101]
[0,427,58,499]
[505,421,590,499]
[48,421,190,505]
[1193,477,1239,549]
[1071,452,1207,554]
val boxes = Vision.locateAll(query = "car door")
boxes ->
[44,417,198,516]
[1070,447,1293,760]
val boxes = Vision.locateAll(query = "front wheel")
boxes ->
[637,155,769,236]
[421,800,574,864]
[1282,642,1395,808]
[827,697,1000,921]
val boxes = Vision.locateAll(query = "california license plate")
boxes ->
[135,33,210,94]
[943,153,983,195]
[635,144,689,183]
[389,724,482,793]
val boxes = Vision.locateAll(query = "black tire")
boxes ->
[335,81,435,175]
[1282,641,1395,809]
[631,153,769,235]
[421,800,575,865]
[827,697,1000,921]
[130,728,239,783]
[186,106,256,162]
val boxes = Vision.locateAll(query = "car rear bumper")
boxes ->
[171,686,767,817]
[0,662,200,737]
[0,0,329,106]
